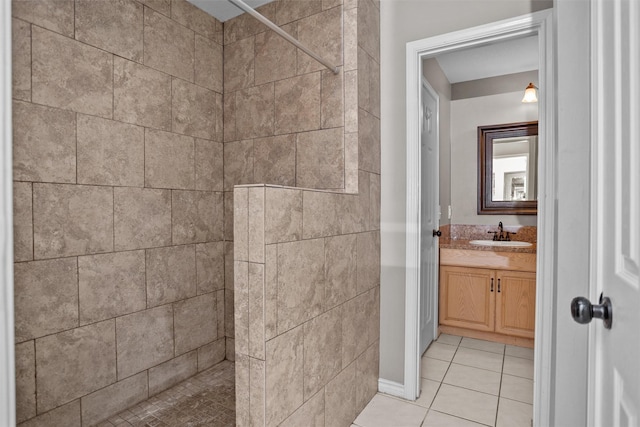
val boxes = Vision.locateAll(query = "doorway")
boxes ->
[404,10,556,425]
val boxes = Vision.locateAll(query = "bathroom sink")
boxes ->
[469,240,533,247]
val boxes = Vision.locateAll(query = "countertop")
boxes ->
[439,238,537,254]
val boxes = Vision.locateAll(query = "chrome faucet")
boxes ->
[488,221,515,241]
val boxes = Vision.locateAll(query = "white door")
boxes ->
[419,78,439,355]
[588,0,640,424]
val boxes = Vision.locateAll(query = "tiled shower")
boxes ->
[11,0,380,425]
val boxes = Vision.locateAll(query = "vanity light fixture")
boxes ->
[522,82,538,103]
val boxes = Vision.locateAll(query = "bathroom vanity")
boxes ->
[438,242,536,348]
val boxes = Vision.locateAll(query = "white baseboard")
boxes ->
[377,378,405,398]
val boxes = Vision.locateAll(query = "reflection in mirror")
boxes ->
[478,121,538,215]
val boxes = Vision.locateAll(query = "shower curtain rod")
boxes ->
[227,0,340,74]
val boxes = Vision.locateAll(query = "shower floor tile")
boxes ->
[97,360,235,427]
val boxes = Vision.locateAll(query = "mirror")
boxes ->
[478,121,538,215]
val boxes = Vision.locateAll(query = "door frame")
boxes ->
[0,0,16,424]
[418,76,439,356]
[403,10,556,424]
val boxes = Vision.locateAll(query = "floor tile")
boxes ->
[505,345,534,360]
[431,384,498,426]
[443,363,501,395]
[423,410,487,427]
[425,342,458,362]
[503,355,534,379]
[460,337,505,355]
[436,333,462,346]
[496,397,533,427]
[353,394,428,427]
[452,346,504,373]
[500,374,533,404]
[421,356,450,382]
[414,378,440,408]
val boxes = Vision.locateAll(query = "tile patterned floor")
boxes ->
[95,361,235,427]
[353,335,534,427]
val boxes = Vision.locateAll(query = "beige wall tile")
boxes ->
[297,6,342,74]
[226,337,235,361]
[12,18,31,101]
[139,0,171,16]
[224,2,275,45]
[146,244,196,307]
[81,372,148,426]
[78,251,146,325]
[32,26,113,118]
[355,342,379,412]
[344,70,358,133]
[196,241,225,294]
[224,37,254,93]
[265,244,277,340]
[235,353,250,427]
[36,320,116,413]
[303,307,342,399]
[325,362,356,427]
[250,358,266,426]
[114,187,172,250]
[223,92,237,142]
[224,191,234,241]
[77,114,144,187]
[370,172,381,229]
[18,400,80,427]
[13,182,32,262]
[254,134,296,187]
[325,234,357,309]
[265,187,302,244]
[321,67,344,129]
[324,0,343,9]
[370,59,381,118]
[357,231,380,293]
[236,83,275,140]
[357,0,380,62]
[234,261,249,355]
[248,263,265,360]
[296,127,344,189]
[358,108,380,173]
[145,128,195,190]
[33,183,113,259]
[14,258,78,342]
[115,305,174,379]
[224,140,254,191]
[265,326,304,426]
[12,0,74,37]
[13,100,76,183]
[255,26,297,86]
[114,57,172,131]
[174,293,217,355]
[367,286,380,344]
[197,338,226,371]
[341,292,368,368]
[248,187,265,263]
[234,187,249,261]
[225,288,235,338]
[170,0,218,41]
[277,238,325,333]
[302,191,341,239]
[343,8,358,71]
[172,190,223,244]
[75,0,143,62]
[148,351,198,396]
[172,78,216,140]
[344,132,359,193]
[275,73,321,134]
[276,0,322,25]
[279,389,324,427]
[15,341,35,423]
[215,92,224,142]
[357,48,371,112]
[195,35,223,93]
[144,8,194,81]
[216,289,225,337]
[342,169,370,234]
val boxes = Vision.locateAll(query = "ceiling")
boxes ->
[188,0,275,22]
[434,35,539,83]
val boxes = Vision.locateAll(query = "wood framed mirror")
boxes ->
[478,121,538,215]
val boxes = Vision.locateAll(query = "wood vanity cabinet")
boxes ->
[439,249,536,342]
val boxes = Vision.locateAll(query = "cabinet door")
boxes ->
[439,266,495,332]
[495,271,536,338]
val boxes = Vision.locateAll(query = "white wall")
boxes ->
[450,91,538,226]
[379,0,553,384]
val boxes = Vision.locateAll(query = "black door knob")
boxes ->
[570,295,613,329]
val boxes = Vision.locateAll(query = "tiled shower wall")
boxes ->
[231,0,381,425]
[11,0,227,425]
